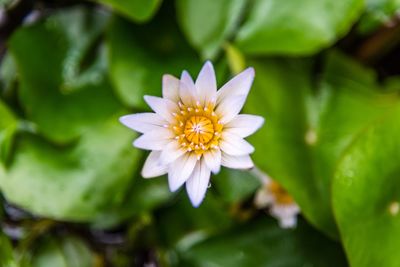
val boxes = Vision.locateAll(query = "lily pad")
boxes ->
[358,0,400,33]
[0,100,17,165]
[0,114,140,222]
[333,108,400,267]
[0,231,17,267]
[213,169,260,204]
[179,217,348,267]
[246,51,399,237]
[107,10,200,108]
[95,0,162,23]
[22,236,94,267]
[176,0,247,59]
[9,7,120,143]
[156,192,232,248]
[236,0,364,55]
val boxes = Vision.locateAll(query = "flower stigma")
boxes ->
[172,101,223,157]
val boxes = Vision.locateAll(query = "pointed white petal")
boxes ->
[168,153,198,192]
[215,95,246,124]
[179,78,197,106]
[133,129,174,150]
[195,61,217,106]
[144,95,178,123]
[141,151,168,178]
[219,132,254,155]
[221,153,254,169]
[119,113,167,133]
[181,70,195,87]
[224,114,265,137]
[179,71,198,106]
[159,141,186,165]
[186,159,211,207]
[203,148,221,174]
[162,74,180,102]
[216,67,255,104]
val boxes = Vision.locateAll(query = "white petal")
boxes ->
[203,148,221,174]
[195,61,217,106]
[279,216,297,229]
[216,67,255,104]
[271,204,300,219]
[144,95,178,123]
[186,159,211,207]
[133,129,174,150]
[219,132,254,156]
[159,141,186,165]
[168,153,198,192]
[179,78,197,106]
[254,189,274,209]
[179,71,198,106]
[271,204,300,229]
[141,151,168,178]
[224,114,265,138]
[119,113,167,133]
[162,74,180,102]
[215,95,246,124]
[181,70,195,87]
[221,153,254,169]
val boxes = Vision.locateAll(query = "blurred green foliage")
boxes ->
[1,0,400,266]
[333,109,400,267]
[178,217,348,267]
[236,0,364,55]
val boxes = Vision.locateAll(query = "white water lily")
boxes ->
[253,169,300,228]
[120,61,264,207]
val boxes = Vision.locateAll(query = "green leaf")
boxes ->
[0,100,16,133]
[0,100,17,165]
[180,217,348,267]
[156,171,257,248]
[0,231,17,267]
[0,114,141,222]
[9,7,120,143]
[245,51,399,237]
[175,0,247,59]
[236,0,364,55]
[156,193,232,248]
[25,236,94,267]
[213,169,260,204]
[92,176,172,228]
[107,11,200,108]
[333,108,400,267]
[0,52,17,96]
[358,0,400,33]
[246,57,329,234]
[0,0,15,8]
[95,0,162,22]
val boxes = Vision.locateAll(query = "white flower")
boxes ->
[254,169,300,228]
[120,61,264,207]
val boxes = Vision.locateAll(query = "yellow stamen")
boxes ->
[171,101,223,155]
[184,116,214,144]
[267,181,294,205]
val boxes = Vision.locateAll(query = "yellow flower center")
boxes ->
[184,116,214,144]
[172,101,223,156]
[267,181,294,205]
